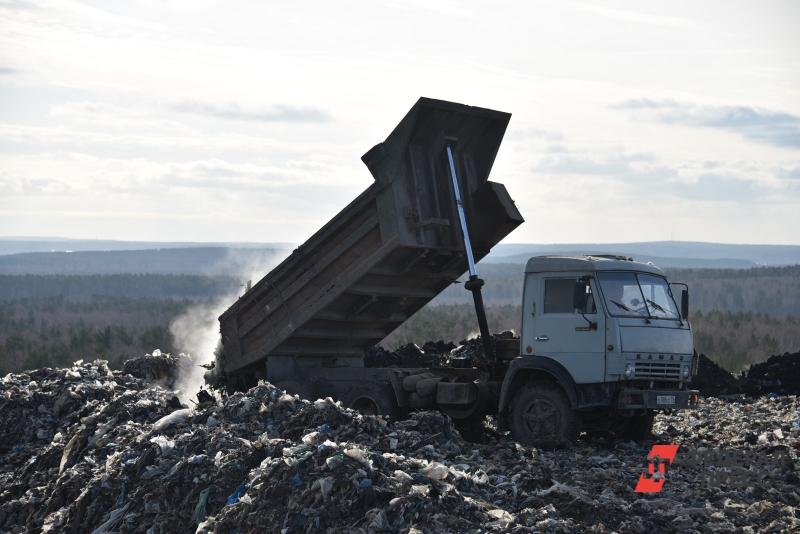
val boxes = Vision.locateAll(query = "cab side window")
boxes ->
[544,278,597,314]
[544,279,576,313]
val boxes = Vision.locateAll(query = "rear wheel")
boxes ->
[509,381,581,445]
[340,382,400,418]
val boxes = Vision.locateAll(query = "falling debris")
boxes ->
[122,349,193,388]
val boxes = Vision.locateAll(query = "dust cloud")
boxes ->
[169,248,289,403]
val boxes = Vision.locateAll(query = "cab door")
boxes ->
[530,274,606,384]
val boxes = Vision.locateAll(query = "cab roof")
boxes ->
[524,255,666,276]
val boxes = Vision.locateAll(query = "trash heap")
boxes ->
[1,354,799,533]
[693,354,739,397]
[746,350,800,396]
[449,331,517,366]
[364,341,456,368]
[693,350,800,398]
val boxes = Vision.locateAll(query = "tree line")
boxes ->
[1,268,798,375]
[0,296,190,374]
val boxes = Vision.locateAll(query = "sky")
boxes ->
[0,0,799,245]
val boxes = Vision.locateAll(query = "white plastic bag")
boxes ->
[152,408,192,431]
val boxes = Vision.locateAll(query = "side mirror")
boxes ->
[573,280,587,310]
[681,290,689,320]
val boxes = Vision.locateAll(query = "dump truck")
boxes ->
[211,97,699,443]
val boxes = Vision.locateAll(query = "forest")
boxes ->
[1,265,798,375]
[0,296,197,373]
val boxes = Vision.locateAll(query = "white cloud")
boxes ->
[170,100,332,123]
[0,0,798,244]
[614,99,800,149]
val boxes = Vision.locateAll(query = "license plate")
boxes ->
[657,395,676,405]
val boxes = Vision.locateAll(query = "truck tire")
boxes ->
[509,381,581,445]
[612,412,655,442]
[340,382,400,419]
[275,380,311,401]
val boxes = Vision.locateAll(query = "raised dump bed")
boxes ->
[217,97,523,386]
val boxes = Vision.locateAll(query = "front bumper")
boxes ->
[617,388,699,410]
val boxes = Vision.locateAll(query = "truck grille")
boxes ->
[634,362,681,379]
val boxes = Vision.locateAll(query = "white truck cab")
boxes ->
[495,255,699,443]
[522,255,694,385]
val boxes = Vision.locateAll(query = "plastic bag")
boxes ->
[152,408,192,431]
[150,436,176,457]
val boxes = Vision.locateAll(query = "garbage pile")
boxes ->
[2,357,799,533]
[746,350,800,397]
[694,350,800,398]
[693,353,738,397]
[364,341,456,368]
[449,331,516,366]
[365,333,517,369]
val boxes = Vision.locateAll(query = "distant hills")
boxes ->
[0,238,798,275]
[0,247,288,276]
[486,252,755,269]
[0,238,293,256]
[484,241,800,268]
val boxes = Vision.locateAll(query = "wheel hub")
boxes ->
[521,398,559,436]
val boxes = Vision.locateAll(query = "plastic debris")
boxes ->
[192,487,212,524]
[226,481,247,506]
[152,408,193,431]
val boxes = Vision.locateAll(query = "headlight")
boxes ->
[624,363,633,378]
[683,365,690,379]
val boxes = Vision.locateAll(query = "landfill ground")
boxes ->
[1,350,799,533]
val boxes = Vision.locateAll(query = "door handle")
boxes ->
[535,335,549,341]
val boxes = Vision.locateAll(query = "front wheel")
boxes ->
[509,381,581,445]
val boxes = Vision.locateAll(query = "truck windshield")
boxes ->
[637,273,680,319]
[597,272,680,319]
